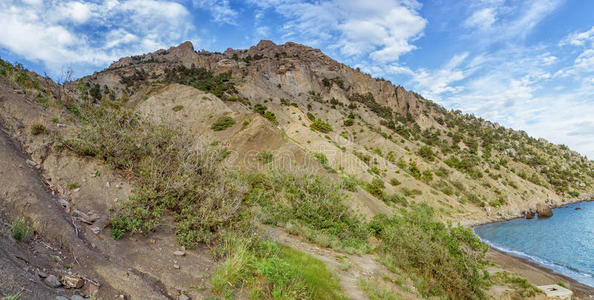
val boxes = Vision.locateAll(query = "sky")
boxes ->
[0,0,593,158]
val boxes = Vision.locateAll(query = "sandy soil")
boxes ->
[487,247,594,299]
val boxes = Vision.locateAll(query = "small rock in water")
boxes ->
[56,296,69,300]
[44,274,62,288]
[173,250,185,256]
[536,203,553,218]
[575,207,582,210]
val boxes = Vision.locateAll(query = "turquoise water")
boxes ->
[474,201,594,287]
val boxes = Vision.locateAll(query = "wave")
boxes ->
[473,229,594,287]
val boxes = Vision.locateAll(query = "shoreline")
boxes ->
[488,246,594,298]
[471,197,594,298]
[466,196,594,227]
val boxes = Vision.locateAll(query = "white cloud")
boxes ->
[0,0,195,76]
[193,0,238,24]
[249,0,426,63]
[464,8,496,30]
[560,26,594,47]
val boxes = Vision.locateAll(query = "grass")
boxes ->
[172,105,184,112]
[492,272,542,297]
[359,279,401,300]
[246,170,370,254]
[11,217,32,241]
[211,235,346,299]
[67,181,80,190]
[1,293,21,300]
[211,115,236,131]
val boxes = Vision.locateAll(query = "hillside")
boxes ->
[0,41,592,299]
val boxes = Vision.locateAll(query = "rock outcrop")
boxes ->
[536,203,553,218]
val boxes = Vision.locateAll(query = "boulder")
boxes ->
[525,210,535,219]
[44,275,62,288]
[536,203,553,218]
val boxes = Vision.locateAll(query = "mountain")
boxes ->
[0,41,592,299]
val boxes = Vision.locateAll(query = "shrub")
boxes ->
[11,217,32,241]
[30,124,47,135]
[67,181,80,190]
[365,179,385,198]
[417,146,435,161]
[64,107,247,246]
[163,65,236,98]
[257,151,274,164]
[370,204,489,298]
[310,119,333,133]
[343,119,354,126]
[390,178,401,186]
[172,105,184,112]
[211,116,236,131]
[246,170,370,253]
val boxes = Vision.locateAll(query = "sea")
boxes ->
[473,201,594,287]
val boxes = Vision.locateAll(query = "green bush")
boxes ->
[370,204,489,298]
[172,105,184,112]
[211,115,236,131]
[11,217,32,241]
[30,124,47,135]
[343,119,354,126]
[310,119,333,133]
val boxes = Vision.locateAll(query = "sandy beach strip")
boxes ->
[487,247,594,298]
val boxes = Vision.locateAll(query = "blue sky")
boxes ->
[1,0,593,158]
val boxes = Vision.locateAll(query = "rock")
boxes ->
[57,123,66,128]
[70,295,85,300]
[26,159,37,167]
[90,227,101,234]
[56,297,69,300]
[62,275,84,288]
[173,264,180,269]
[44,274,62,288]
[537,203,553,218]
[575,207,582,210]
[525,210,535,219]
[57,198,70,207]
[179,294,190,300]
[173,250,185,256]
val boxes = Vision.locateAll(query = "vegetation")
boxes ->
[30,124,47,135]
[370,204,489,298]
[359,279,400,300]
[211,235,345,299]
[246,170,370,253]
[64,107,247,246]
[256,151,274,164]
[211,116,236,131]
[491,272,542,297]
[11,217,32,241]
[310,119,333,133]
[163,64,236,99]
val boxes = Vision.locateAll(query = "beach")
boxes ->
[488,247,594,298]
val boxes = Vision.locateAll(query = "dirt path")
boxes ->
[262,226,419,300]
